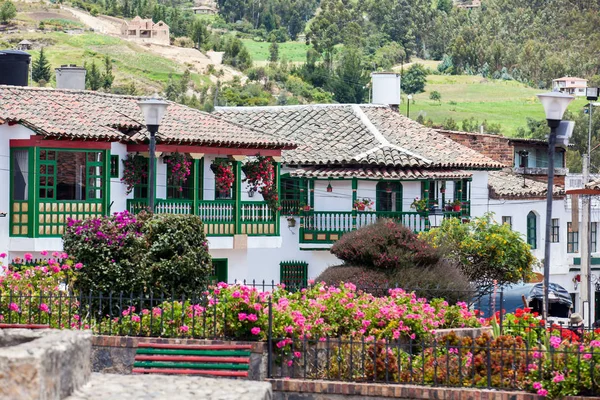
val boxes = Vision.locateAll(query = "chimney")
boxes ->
[371,72,401,110]
[55,64,86,90]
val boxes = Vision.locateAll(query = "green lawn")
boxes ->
[10,32,210,91]
[241,39,310,63]
[401,75,587,136]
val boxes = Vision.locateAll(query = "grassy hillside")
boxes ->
[4,32,211,92]
[401,75,587,136]
[241,39,310,63]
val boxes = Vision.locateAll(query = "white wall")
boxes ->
[109,142,131,213]
[314,180,352,211]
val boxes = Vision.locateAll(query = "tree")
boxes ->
[268,40,279,63]
[421,214,536,294]
[329,46,369,103]
[222,37,253,71]
[189,19,208,49]
[429,90,441,103]
[401,63,427,95]
[31,47,52,85]
[0,0,17,24]
[102,56,114,90]
[85,61,102,91]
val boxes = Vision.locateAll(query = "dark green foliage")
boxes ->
[85,61,102,91]
[31,47,52,85]
[330,219,440,271]
[189,19,209,49]
[401,63,427,95]
[63,213,212,296]
[102,56,114,90]
[0,0,16,24]
[329,47,369,103]
[269,41,279,62]
[143,214,212,296]
[315,265,389,288]
[222,37,253,71]
[429,90,441,102]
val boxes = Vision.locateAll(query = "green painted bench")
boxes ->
[132,343,252,378]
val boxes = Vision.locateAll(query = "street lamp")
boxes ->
[537,90,574,321]
[138,96,169,211]
[407,94,413,118]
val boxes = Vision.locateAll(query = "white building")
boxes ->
[552,76,588,97]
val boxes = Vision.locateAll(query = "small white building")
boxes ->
[552,76,588,97]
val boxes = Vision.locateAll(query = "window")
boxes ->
[209,259,228,284]
[38,150,104,201]
[567,222,579,253]
[501,216,512,229]
[280,178,305,215]
[110,155,119,178]
[214,158,233,200]
[166,158,194,200]
[280,261,308,290]
[527,212,537,249]
[551,218,560,243]
[378,182,402,212]
[592,222,597,253]
[11,149,29,200]
[133,157,149,199]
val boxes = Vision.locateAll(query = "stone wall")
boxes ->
[91,336,268,380]
[0,329,91,400]
[437,130,514,167]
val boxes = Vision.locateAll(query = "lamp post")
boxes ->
[137,96,169,211]
[407,94,413,118]
[537,91,574,321]
[582,87,599,324]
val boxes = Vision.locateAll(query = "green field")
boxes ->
[4,32,210,91]
[241,39,310,63]
[400,75,587,136]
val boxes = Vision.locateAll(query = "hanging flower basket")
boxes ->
[121,154,148,195]
[211,159,235,194]
[242,156,280,211]
[165,152,192,192]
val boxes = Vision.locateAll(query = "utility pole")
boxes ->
[581,153,590,322]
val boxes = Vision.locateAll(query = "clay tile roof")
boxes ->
[488,170,564,199]
[0,86,294,149]
[216,104,503,169]
[290,166,472,180]
[585,179,600,191]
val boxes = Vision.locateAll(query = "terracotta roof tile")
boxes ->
[215,104,503,169]
[0,86,294,149]
[290,166,472,180]
[488,170,564,199]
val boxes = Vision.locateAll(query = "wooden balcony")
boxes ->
[126,199,278,237]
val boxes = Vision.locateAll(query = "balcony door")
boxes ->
[376,182,402,212]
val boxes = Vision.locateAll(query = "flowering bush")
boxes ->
[331,219,440,271]
[165,152,192,192]
[121,154,148,194]
[410,197,428,212]
[242,156,280,211]
[211,159,235,195]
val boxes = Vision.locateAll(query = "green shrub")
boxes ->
[315,265,389,288]
[143,214,211,296]
[330,219,439,271]
[63,212,212,296]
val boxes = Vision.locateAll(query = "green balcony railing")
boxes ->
[126,198,277,236]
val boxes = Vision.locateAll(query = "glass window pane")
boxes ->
[56,152,86,201]
[12,150,29,201]
[39,188,46,198]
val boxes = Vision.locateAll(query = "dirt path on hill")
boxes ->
[61,6,121,35]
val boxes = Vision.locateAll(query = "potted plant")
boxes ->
[452,199,462,212]
[287,216,297,227]
[211,159,235,197]
[410,197,428,212]
[300,202,311,212]
[444,201,453,212]
[353,198,374,211]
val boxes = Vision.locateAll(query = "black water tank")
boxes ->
[0,50,31,86]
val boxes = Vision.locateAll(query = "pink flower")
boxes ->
[584,353,592,360]
[537,389,548,397]
[24,253,33,261]
[238,313,247,321]
[40,251,48,256]
[39,303,49,313]
[74,263,83,270]
[9,303,19,312]
[0,253,6,258]
[549,336,561,349]
[591,340,600,348]
[251,327,261,335]
[284,326,294,334]
[247,314,258,322]
[180,325,189,333]
[533,382,543,390]
[293,351,301,358]
[232,291,241,298]
[131,315,141,322]
[287,360,293,367]
[553,373,565,383]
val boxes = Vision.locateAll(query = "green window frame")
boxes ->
[551,218,559,243]
[592,222,597,253]
[214,158,233,200]
[166,158,195,200]
[567,222,579,253]
[501,216,512,229]
[280,260,308,290]
[527,212,537,249]
[377,181,403,212]
[110,155,119,178]
[280,177,305,215]
[133,156,150,199]
[209,258,228,284]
